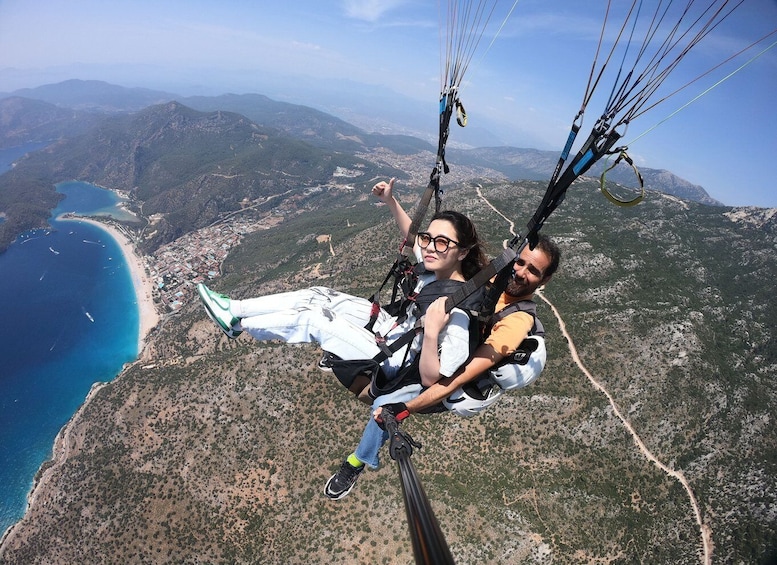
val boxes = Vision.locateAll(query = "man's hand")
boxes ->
[373,402,410,430]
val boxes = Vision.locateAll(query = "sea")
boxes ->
[0,144,143,536]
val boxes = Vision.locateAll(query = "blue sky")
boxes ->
[1,0,775,207]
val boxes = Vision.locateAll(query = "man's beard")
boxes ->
[505,276,528,297]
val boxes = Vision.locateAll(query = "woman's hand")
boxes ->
[423,297,450,339]
[371,178,396,204]
[372,177,411,239]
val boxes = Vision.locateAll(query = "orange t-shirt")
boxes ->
[484,294,535,357]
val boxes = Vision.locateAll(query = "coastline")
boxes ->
[0,215,161,561]
[0,380,110,553]
[61,216,160,352]
[0,216,160,551]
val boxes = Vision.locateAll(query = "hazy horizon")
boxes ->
[1,0,775,207]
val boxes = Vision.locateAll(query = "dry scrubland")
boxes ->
[2,180,775,564]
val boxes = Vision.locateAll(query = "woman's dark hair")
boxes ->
[431,210,488,280]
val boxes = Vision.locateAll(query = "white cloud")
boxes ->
[342,0,408,23]
[290,40,323,52]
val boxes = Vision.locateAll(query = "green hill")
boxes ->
[0,100,402,252]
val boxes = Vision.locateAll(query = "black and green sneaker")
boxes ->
[325,459,364,500]
[317,351,341,373]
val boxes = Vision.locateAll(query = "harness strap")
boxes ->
[404,173,440,255]
[371,277,482,366]
[443,246,516,315]
[486,299,544,338]
[365,259,420,331]
[372,321,423,364]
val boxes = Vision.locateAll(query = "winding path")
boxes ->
[474,184,713,565]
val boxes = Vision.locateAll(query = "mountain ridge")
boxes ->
[0,81,725,234]
[2,78,177,112]
[0,98,404,252]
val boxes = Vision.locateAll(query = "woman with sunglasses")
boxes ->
[197,179,486,497]
[198,178,486,384]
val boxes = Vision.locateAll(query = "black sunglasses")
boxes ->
[416,231,460,252]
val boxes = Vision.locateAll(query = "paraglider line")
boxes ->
[625,35,777,147]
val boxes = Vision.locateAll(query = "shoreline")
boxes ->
[0,216,160,551]
[60,215,160,352]
[0,380,110,553]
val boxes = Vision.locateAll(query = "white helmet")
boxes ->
[443,335,547,417]
[489,335,546,391]
[443,377,504,418]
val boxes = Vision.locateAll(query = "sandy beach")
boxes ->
[60,216,160,352]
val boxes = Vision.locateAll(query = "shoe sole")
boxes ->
[324,474,357,500]
[197,285,241,339]
[318,353,340,372]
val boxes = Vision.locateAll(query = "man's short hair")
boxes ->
[535,234,561,278]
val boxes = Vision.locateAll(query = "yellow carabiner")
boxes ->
[600,150,645,207]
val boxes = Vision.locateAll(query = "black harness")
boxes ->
[331,278,485,397]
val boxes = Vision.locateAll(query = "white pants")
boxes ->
[232,286,409,376]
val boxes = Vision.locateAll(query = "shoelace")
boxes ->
[337,461,360,482]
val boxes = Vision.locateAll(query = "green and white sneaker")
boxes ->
[197,283,242,338]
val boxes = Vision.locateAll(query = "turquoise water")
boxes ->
[0,178,141,536]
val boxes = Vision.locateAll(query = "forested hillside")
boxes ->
[0,100,403,252]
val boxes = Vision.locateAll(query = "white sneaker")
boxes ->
[197,284,242,338]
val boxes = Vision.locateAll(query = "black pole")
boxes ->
[384,414,455,565]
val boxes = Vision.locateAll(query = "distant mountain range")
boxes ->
[4,79,176,112]
[0,79,724,252]
[0,80,434,155]
[450,146,722,206]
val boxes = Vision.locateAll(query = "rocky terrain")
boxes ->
[1,177,775,564]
